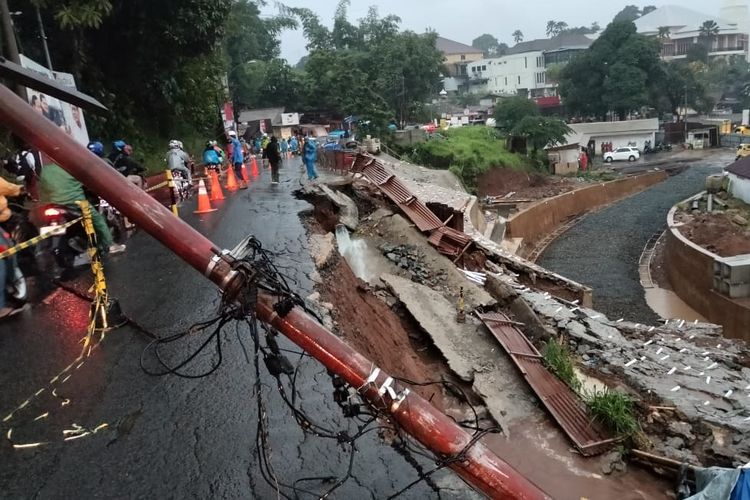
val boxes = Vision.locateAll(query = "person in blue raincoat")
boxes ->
[303,137,318,181]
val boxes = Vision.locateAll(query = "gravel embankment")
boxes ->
[538,159,727,324]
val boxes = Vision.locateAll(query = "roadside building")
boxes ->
[726,156,750,203]
[465,35,593,109]
[562,119,659,157]
[238,107,301,139]
[546,131,587,175]
[435,36,484,93]
[635,4,749,61]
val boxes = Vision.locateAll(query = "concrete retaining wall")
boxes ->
[664,199,750,341]
[506,171,668,249]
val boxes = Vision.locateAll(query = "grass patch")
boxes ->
[406,126,534,191]
[585,389,639,438]
[542,339,581,392]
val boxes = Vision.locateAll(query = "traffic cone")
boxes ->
[209,170,224,201]
[241,163,249,182]
[194,179,217,214]
[251,157,259,177]
[225,166,239,192]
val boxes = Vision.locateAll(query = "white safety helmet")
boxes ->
[228,130,237,137]
[168,139,180,149]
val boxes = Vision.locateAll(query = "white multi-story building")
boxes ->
[635,4,749,61]
[465,35,593,107]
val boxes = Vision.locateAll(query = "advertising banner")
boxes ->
[20,55,90,149]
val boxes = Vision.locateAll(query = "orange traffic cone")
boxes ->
[225,166,239,192]
[251,157,259,177]
[194,179,217,214]
[241,163,249,182]
[209,170,225,201]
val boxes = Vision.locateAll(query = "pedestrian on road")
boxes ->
[303,138,318,181]
[267,136,282,185]
[289,136,299,157]
[280,138,289,159]
[228,130,246,188]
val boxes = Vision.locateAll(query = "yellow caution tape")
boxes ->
[0,217,82,260]
[145,180,170,192]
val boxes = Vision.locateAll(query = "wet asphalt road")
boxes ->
[0,158,466,499]
[538,152,730,324]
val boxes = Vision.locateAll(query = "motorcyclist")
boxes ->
[166,139,192,187]
[38,150,125,255]
[202,141,221,172]
[109,140,146,188]
[0,176,26,319]
[211,141,225,166]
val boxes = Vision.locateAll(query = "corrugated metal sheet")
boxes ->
[356,156,443,232]
[477,312,616,456]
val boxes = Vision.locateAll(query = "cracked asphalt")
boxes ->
[538,152,731,324]
[0,158,469,499]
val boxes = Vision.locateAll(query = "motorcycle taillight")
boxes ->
[44,207,62,217]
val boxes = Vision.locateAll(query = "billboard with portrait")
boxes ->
[19,55,90,149]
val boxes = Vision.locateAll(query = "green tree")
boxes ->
[546,20,568,37]
[613,5,642,23]
[545,63,565,84]
[494,96,539,130]
[560,22,600,35]
[512,30,524,43]
[558,21,661,120]
[472,34,500,57]
[698,20,719,53]
[657,26,671,40]
[511,116,571,154]
[291,3,443,129]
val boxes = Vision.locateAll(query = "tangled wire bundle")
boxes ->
[139,237,500,498]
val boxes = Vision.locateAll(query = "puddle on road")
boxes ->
[487,415,670,500]
[644,288,706,323]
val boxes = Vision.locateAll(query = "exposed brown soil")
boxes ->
[318,257,464,409]
[477,168,578,200]
[679,213,750,257]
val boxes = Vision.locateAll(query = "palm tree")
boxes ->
[512,30,524,43]
[546,20,556,38]
[657,26,671,40]
[698,20,720,48]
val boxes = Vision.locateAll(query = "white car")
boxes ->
[604,147,640,163]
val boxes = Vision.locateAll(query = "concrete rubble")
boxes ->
[493,271,750,465]
[312,156,750,468]
[380,273,538,430]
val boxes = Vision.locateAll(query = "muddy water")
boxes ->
[487,415,670,500]
[644,288,706,322]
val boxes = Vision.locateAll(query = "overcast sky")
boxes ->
[261,1,719,64]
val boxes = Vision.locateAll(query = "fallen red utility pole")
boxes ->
[0,83,549,500]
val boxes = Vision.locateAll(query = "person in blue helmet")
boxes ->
[108,139,146,188]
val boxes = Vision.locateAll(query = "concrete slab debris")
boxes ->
[318,184,359,231]
[380,273,535,428]
[308,233,336,270]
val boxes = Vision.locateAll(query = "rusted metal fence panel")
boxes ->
[477,312,617,456]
